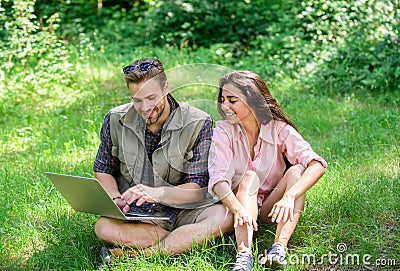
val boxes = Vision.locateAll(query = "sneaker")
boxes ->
[97,246,140,268]
[97,246,113,268]
[231,251,254,271]
[264,242,288,267]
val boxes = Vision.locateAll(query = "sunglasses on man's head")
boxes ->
[123,62,153,74]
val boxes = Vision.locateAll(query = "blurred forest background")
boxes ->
[1,0,399,98]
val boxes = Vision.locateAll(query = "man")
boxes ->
[93,58,232,264]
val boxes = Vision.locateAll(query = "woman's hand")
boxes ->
[232,206,258,231]
[268,193,295,223]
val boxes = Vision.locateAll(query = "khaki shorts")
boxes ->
[139,206,210,232]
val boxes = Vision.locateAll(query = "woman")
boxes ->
[208,71,327,271]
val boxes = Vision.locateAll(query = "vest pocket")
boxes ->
[111,145,119,157]
[167,166,184,185]
[117,147,140,186]
[164,154,186,185]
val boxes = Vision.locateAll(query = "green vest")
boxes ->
[109,101,210,193]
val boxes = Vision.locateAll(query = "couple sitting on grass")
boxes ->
[93,57,327,270]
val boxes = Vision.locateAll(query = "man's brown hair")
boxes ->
[123,58,167,88]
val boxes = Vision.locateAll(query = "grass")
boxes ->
[0,49,399,271]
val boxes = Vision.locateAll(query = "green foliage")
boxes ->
[0,0,97,120]
[92,0,398,93]
[296,0,400,94]
[1,50,399,269]
[136,0,275,47]
[35,0,148,42]
[313,32,400,94]
[4,0,398,94]
[0,0,60,72]
[244,0,400,94]
[0,2,399,268]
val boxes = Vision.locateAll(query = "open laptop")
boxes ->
[45,172,170,221]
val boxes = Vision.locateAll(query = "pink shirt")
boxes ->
[208,120,328,206]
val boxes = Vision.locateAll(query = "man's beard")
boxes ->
[144,100,166,125]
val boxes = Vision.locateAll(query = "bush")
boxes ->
[1,0,398,99]
[136,0,279,47]
[299,0,400,94]
[243,0,400,94]
[0,0,94,113]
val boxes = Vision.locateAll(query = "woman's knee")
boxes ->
[238,170,260,194]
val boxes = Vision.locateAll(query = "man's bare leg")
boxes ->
[94,217,170,249]
[142,204,233,256]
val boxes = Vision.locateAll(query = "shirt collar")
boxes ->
[259,121,274,144]
[233,120,274,144]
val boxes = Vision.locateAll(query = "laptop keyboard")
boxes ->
[126,200,157,217]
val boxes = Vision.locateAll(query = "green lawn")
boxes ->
[0,51,399,270]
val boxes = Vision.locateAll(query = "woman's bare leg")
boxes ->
[234,171,260,252]
[259,166,303,247]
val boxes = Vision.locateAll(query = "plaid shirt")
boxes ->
[94,98,212,222]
